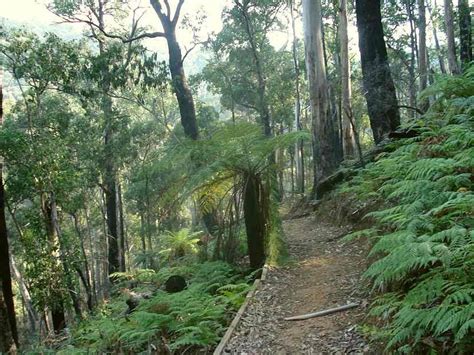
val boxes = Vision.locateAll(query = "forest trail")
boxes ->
[224,216,370,354]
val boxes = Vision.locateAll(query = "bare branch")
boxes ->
[181,41,201,64]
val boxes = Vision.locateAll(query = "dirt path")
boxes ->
[224,216,370,354]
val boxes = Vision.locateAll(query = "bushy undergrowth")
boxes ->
[59,261,251,354]
[340,68,474,353]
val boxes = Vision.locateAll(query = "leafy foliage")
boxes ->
[66,261,251,353]
[340,68,474,353]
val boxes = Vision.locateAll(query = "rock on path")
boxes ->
[224,216,371,354]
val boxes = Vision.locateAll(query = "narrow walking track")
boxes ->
[224,216,370,354]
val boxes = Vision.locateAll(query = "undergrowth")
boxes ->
[55,261,251,354]
[340,67,474,353]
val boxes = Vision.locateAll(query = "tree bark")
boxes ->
[0,79,19,349]
[339,0,356,157]
[355,0,400,143]
[444,0,460,74]
[303,0,339,194]
[458,0,472,70]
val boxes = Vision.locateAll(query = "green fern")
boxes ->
[339,67,474,352]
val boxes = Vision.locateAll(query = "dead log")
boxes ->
[122,289,152,314]
[284,302,359,321]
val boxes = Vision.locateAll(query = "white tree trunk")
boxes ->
[444,0,460,74]
[303,0,338,195]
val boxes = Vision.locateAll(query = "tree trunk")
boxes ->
[85,206,98,305]
[118,182,126,272]
[166,32,199,139]
[303,0,339,195]
[290,0,304,193]
[104,158,119,277]
[0,80,18,348]
[236,0,272,137]
[444,0,460,74]
[406,0,418,118]
[11,257,38,334]
[0,283,16,353]
[458,0,472,70]
[428,1,447,74]
[339,0,356,157]
[72,214,94,312]
[243,174,266,269]
[355,0,400,143]
[150,0,199,140]
[48,193,83,323]
[418,0,429,112]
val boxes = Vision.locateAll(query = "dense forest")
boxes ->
[0,0,472,353]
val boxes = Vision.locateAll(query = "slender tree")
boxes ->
[406,0,418,117]
[232,0,276,138]
[418,0,429,111]
[428,0,447,74]
[303,0,339,193]
[289,0,304,192]
[339,0,356,157]
[355,0,400,143]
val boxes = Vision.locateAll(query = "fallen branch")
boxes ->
[284,303,359,321]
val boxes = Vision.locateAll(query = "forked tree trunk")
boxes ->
[355,0,400,143]
[339,0,356,157]
[303,0,339,194]
[444,0,460,74]
[243,174,266,269]
[150,0,199,140]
